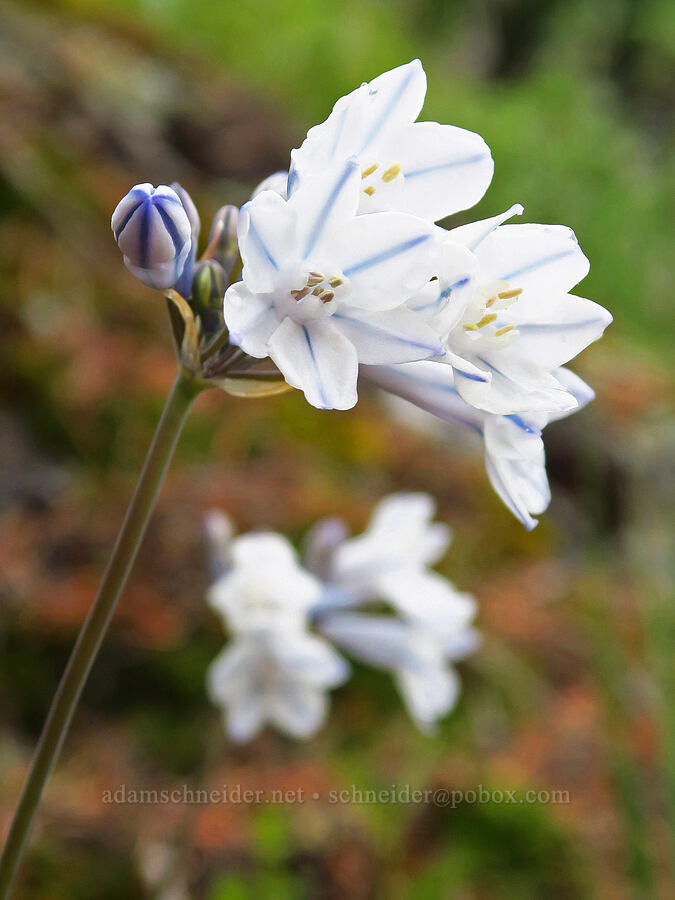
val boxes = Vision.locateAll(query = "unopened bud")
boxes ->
[191,259,227,334]
[111,183,192,290]
[203,205,239,274]
[170,182,200,299]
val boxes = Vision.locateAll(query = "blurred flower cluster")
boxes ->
[111,59,612,528]
[204,494,478,742]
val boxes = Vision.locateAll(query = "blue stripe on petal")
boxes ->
[302,161,357,259]
[332,313,442,356]
[329,105,348,160]
[114,199,144,241]
[343,234,430,276]
[506,414,539,434]
[403,154,488,179]
[358,66,417,154]
[412,276,470,312]
[498,248,576,282]
[247,218,279,271]
[302,326,329,408]
[516,319,603,333]
[287,168,299,196]
[454,367,490,383]
[139,200,151,268]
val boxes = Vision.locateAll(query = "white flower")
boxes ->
[111,183,193,290]
[207,532,321,633]
[362,360,595,529]
[321,613,477,733]
[289,60,493,222]
[223,159,461,410]
[207,630,349,742]
[414,206,612,415]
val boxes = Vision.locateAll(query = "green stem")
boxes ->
[0,370,201,899]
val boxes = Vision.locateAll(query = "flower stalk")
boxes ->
[0,370,202,900]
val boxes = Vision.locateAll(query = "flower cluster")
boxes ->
[111,59,611,527]
[205,494,478,742]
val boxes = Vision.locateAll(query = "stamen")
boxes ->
[312,286,323,296]
[498,288,523,299]
[495,324,516,336]
[485,294,498,307]
[329,277,343,287]
[364,186,376,196]
[475,313,497,328]
[307,272,324,286]
[463,323,479,331]
[291,287,309,300]
[319,290,334,303]
[361,164,378,178]
[382,164,401,183]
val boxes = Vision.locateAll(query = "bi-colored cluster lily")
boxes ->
[111,59,611,528]
[205,494,478,741]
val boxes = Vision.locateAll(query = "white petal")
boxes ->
[475,223,590,295]
[206,643,255,705]
[547,367,595,422]
[273,631,350,687]
[483,416,550,529]
[361,360,485,434]
[268,318,359,410]
[407,239,478,334]
[270,683,328,739]
[223,281,282,357]
[291,60,427,184]
[397,663,459,731]
[288,159,361,260]
[448,203,524,251]
[251,171,289,200]
[377,569,476,631]
[451,351,577,416]
[334,213,436,311]
[508,292,613,368]
[320,614,418,670]
[226,695,267,743]
[332,305,442,364]
[368,492,451,565]
[395,122,493,221]
[238,192,298,293]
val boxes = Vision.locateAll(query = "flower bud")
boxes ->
[203,205,239,274]
[111,183,192,290]
[170,182,201,298]
[191,259,227,334]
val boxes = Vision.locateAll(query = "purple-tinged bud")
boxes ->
[203,205,239,274]
[111,183,192,290]
[170,182,200,298]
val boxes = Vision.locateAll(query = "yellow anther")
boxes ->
[307,272,324,286]
[361,164,379,178]
[382,164,402,183]
[312,286,324,296]
[319,290,334,303]
[291,287,309,301]
[463,323,479,331]
[498,288,523,299]
[364,185,376,196]
[329,276,344,287]
[476,313,497,328]
[495,324,516,336]
[485,294,498,307]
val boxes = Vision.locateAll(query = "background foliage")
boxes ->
[0,0,673,897]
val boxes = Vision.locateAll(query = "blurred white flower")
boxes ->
[289,59,493,222]
[204,493,478,739]
[207,630,349,742]
[363,360,595,529]
[223,159,449,410]
[208,531,320,633]
[321,613,478,733]
[111,183,193,290]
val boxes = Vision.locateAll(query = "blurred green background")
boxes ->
[0,0,673,897]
